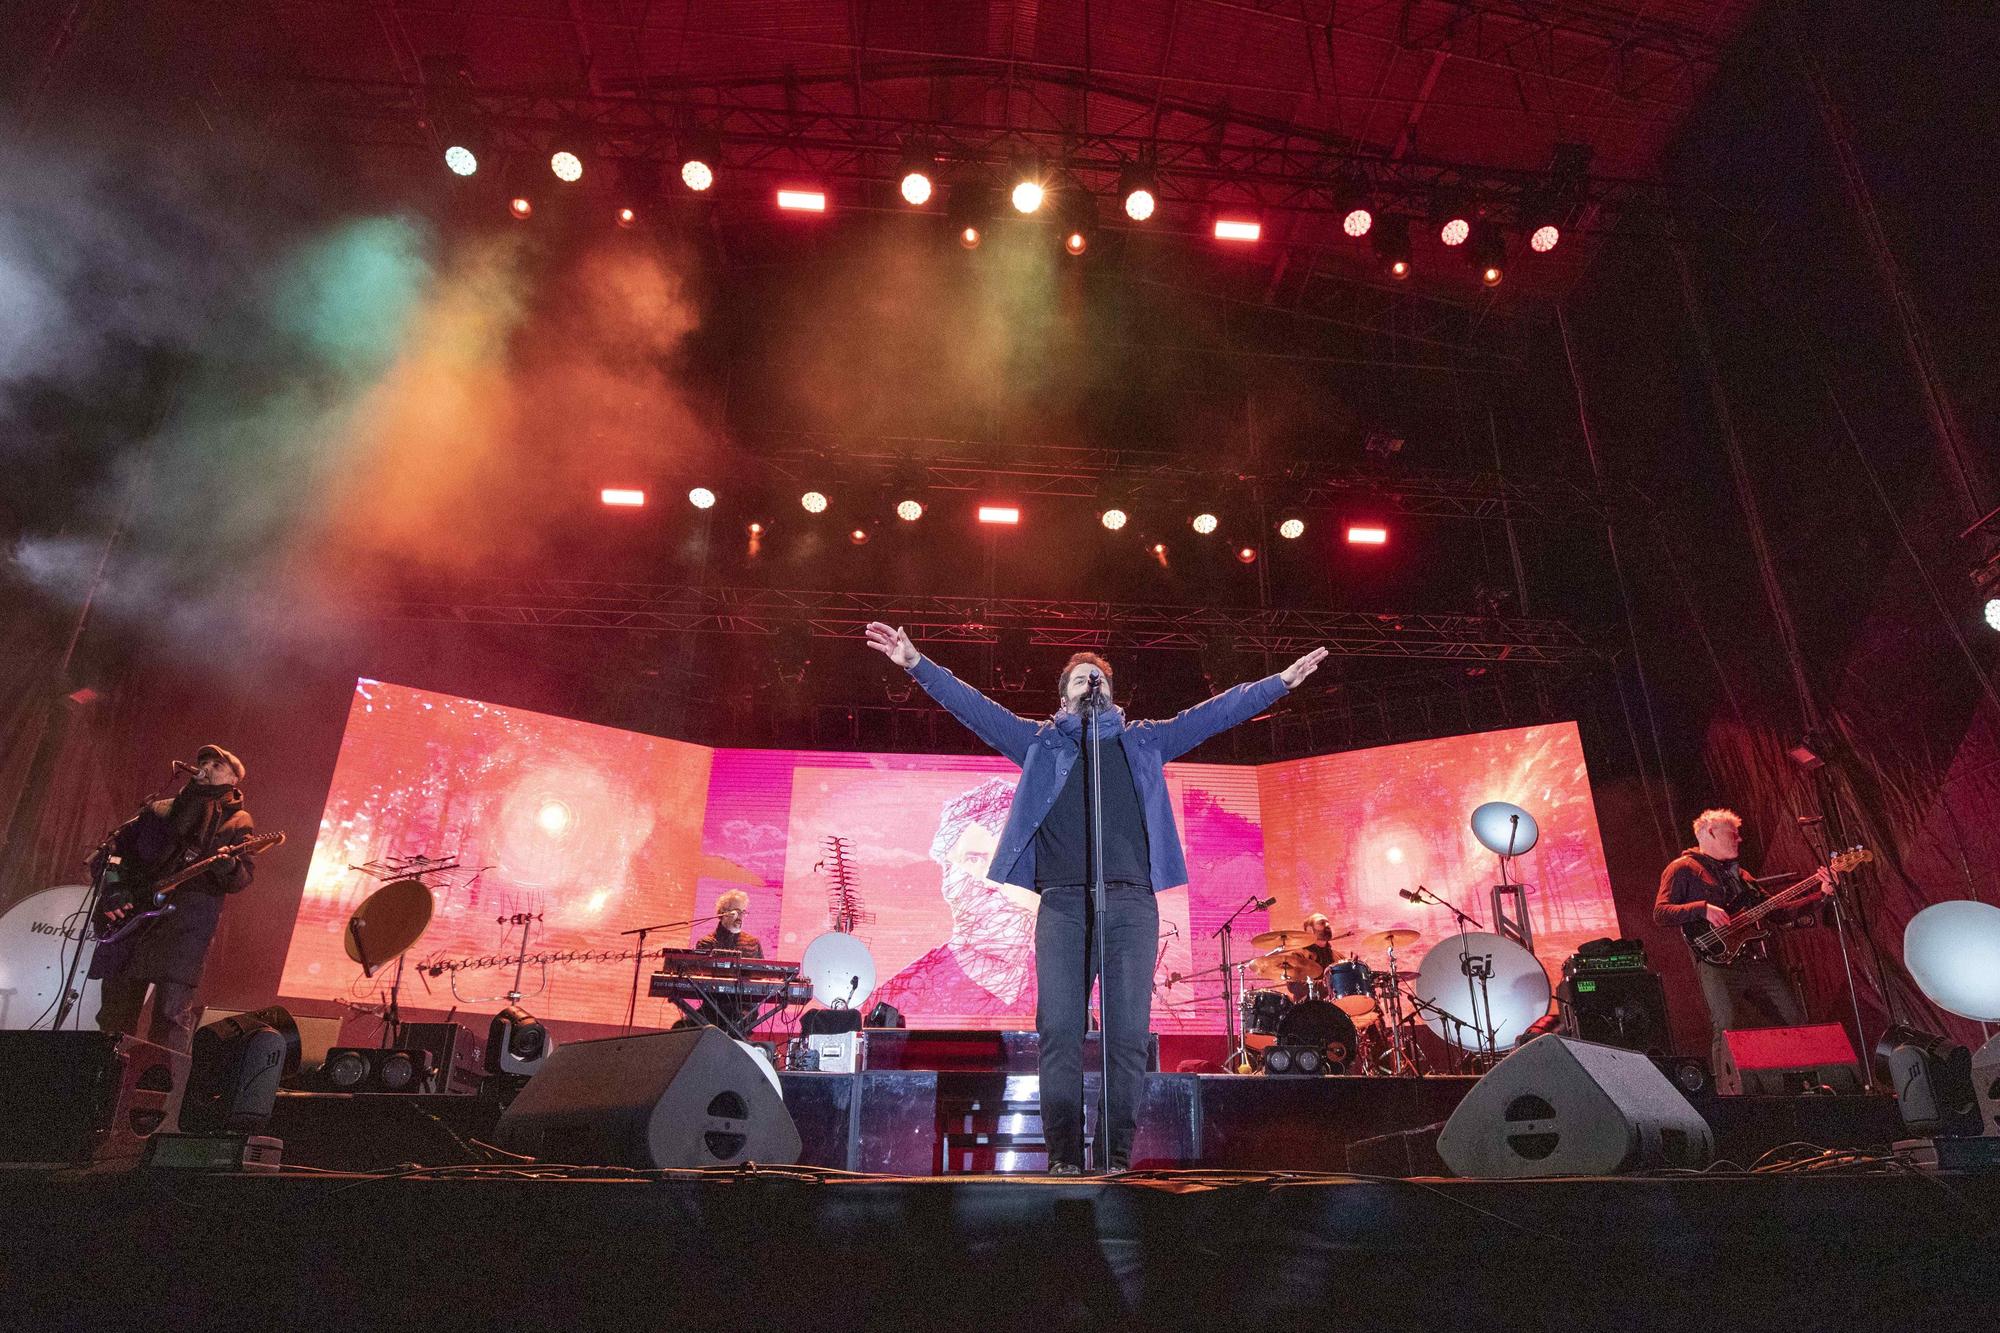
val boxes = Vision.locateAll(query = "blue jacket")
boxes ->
[906,655,1290,892]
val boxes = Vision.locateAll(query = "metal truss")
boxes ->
[751,434,1612,524]
[276,75,1692,240]
[364,580,1601,663]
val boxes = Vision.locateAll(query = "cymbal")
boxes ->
[1359,928,1423,952]
[1248,949,1324,982]
[1250,927,1354,951]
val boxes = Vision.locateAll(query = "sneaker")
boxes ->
[1047,1162,1085,1176]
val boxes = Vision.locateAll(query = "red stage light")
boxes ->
[777,189,827,212]
[1064,230,1088,256]
[509,197,533,220]
[616,206,637,228]
[1237,546,1258,564]
[960,225,982,249]
[1214,218,1261,243]
[601,488,645,508]
[1390,259,1410,279]
[1347,524,1388,545]
[748,522,765,536]
[977,505,1020,525]
[850,528,870,545]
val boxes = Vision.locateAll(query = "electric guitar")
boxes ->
[91,832,286,945]
[1687,846,1872,965]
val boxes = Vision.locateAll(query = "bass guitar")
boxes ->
[92,832,286,945]
[1688,846,1872,965]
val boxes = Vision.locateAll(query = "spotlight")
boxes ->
[1441,217,1470,246]
[1214,218,1261,242]
[977,505,1021,525]
[616,206,638,228]
[1057,192,1099,257]
[898,140,935,206]
[601,488,646,508]
[551,150,584,183]
[1434,188,1471,246]
[1470,222,1506,286]
[1152,543,1167,556]
[1985,598,2000,632]
[1530,223,1561,253]
[947,181,995,249]
[777,188,827,212]
[181,1007,301,1134]
[444,145,478,177]
[612,160,660,230]
[901,171,934,206]
[1523,189,1564,253]
[1278,518,1305,540]
[1101,508,1128,531]
[1191,513,1219,535]
[1011,180,1044,214]
[1237,546,1258,564]
[896,499,924,522]
[1347,524,1388,545]
[1117,161,1158,222]
[1333,173,1373,238]
[801,491,829,514]
[1064,229,1089,257]
[748,522,765,536]
[850,527,870,545]
[678,127,720,191]
[960,226,983,249]
[509,197,534,220]
[688,487,716,509]
[1372,215,1412,279]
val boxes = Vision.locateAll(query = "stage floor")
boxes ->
[4,1166,1994,1331]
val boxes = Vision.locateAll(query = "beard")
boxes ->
[939,869,1037,1002]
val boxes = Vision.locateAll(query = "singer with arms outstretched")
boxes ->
[864,623,1325,1173]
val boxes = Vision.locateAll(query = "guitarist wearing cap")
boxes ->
[88,745,261,1065]
[1654,807,1833,1066]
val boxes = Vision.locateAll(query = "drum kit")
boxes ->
[1233,926,1429,1074]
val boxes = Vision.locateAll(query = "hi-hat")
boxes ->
[1248,950,1323,982]
[1471,801,1540,857]
[1359,928,1423,952]
[1252,927,1350,951]
[344,879,434,977]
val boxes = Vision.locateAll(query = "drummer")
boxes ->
[1290,913,1340,1000]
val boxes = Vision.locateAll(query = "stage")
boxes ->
[5,1165,1994,1330]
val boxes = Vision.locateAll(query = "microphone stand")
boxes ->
[1795,823,1877,1092]
[619,910,723,1032]
[1078,676,1114,1170]
[1212,893,1272,1074]
[1409,885,1495,1070]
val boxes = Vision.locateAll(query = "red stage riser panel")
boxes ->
[279,683,1620,1034]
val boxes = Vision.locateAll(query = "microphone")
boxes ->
[1398,887,1425,904]
[1253,895,1277,910]
[172,759,200,775]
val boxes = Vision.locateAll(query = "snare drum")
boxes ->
[1325,959,1377,1017]
[1242,988,1292,1051]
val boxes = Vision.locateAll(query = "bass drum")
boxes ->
[1275,998,1359,1070]
[1412,930,1552,1053]
[0,886,102,1030]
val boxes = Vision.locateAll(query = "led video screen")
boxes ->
[281,680,1619,1034]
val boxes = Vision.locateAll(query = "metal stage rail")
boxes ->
[361,581,1601,664]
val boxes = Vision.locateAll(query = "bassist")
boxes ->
[1654,807,1826,1067]
[89,745,258,1067]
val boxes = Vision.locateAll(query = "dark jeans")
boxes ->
[96,976,199,1067]
[1696,956,1805,1069]
[1035,884,1157,1170]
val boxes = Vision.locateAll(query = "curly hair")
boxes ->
[930,776,1018,865]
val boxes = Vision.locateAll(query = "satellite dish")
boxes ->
[1471,802,1540,858]
[0,887,102,1030]
[801,930,877,1010]
[1904,900,2000,1022]
[1413,931,1551,1052]
[343,878,434,977]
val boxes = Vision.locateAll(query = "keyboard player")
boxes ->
[685,888,763,1032]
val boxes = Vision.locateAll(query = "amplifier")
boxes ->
[399,1022,486,1095]
[1558,970,1670,1054]
[0,1031,187,1164]
[1562,940,1649,977]
[1716,1022,1863,1096]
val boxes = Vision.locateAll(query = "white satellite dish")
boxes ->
[801,930,877,1010]
[0,887,102,1030]
[1904,899,2000,1022]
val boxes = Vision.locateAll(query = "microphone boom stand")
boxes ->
[619,910,723,1033]
[1080,677,1114,1170]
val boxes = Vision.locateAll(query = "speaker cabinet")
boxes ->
[1716,1023,1863,1096]
[1974,1034,2000,1137]
[0,1031,187,1164]
[1558,970,1670,1053]
[1437,1035,1713,1178]
[493,1028,801,1168]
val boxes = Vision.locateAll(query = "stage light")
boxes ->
[1985,598,2000,631]
[850,527,870,545]
[896,499,924,522]
[1237,546,1258,564]
[678,127,720,191]
[1434,187,1472,246]
[1214,218,1261,242]
[611,160,659,230]
[1117,161,1158,222]
[748,522,765,536]
[1057,192,1099,257]
[1152,543,1167,556]
[1530,223,1561,253]
[1347,524,1388,545]
[960,226,982,249]
[487,1005,554,1076]
[900,170,933,206]
[898,140,935,206]
[777,189,827,212]
[1101,508,1128,531]
[1471,223,1506,286]
[551,150,583,182]
[978,505,1021,525]
[948,181,995,249]
[616,206,638,228]
[509,197,533,220]
[181,1007,301,1134]
[1372,215,1412,279]
[681,159,714,192]
[1334,174,1373,238]
[688,487,716,509]
[801,491,829,514]
[1011,180,1044,214]
[601,488,645,507]
[1065,229,1089,257]
[1191,513,1219,535]
[444,145,478,177]
[1279,518,1305,540]
[1441,217,1469,246]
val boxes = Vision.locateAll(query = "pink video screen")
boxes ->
[280,680,1620,1034]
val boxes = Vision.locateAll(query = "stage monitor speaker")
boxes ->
[1716,1023,1863,1096]
[0,1031,187,1163]
[1973,1034,2000,1137]
[493,1027,801,1168]
[1558,971,1669,1054]
[1437,1035,1713,1178]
